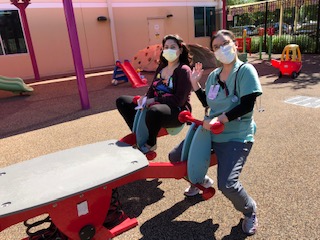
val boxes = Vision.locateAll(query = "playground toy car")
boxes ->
[271,44,302,79]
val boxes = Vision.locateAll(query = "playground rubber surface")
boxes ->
[0,53,319,240]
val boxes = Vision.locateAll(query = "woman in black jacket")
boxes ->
[116,34,193,153]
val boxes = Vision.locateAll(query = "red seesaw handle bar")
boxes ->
[132,95,141,105]
[178,110,224,134]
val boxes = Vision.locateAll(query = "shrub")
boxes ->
[235,34,316,54]
[270,35,290,53]
[269,35,316,53]
[289,35,316,53]
[250,37,260,53]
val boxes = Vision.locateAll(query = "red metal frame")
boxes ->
[1,112,218,239]
[0,155,217,239]
[235,37,252,55]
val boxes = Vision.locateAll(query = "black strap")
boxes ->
[233,63,246,96]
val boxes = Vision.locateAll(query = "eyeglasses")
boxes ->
[212,40,231,52]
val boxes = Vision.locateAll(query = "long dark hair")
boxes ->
[159,34,192,67]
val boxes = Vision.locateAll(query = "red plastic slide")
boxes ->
[116,60,148,88]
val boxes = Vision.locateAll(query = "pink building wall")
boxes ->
[0,0,221,80]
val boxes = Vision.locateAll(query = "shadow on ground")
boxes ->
[118,179,165,218]
[0,72,154,138]
[135,191,219,240]
[1,54,318,139]
[116,179,249,240]
[252,54,320,90]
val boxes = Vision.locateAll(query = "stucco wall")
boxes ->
[0,1,220,80]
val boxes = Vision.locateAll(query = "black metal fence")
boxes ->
[223,0,320,54]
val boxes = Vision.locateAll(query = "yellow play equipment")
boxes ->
[280,44,302,62]
[0,75,34,95]
[271,44,302,79]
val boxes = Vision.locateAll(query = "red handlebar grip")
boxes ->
[132,95,141,105]
[178,111,224,134]
[178,110,192,123]
[210,121,224,134]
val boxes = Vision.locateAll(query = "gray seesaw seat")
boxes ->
[0,140,148,218]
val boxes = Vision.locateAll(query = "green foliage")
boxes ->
[299,5,319,22]
[289,35,316,53]
[272,35,317,53]
[227,0,319,53]
[270,36,289,53]
[250,37,260,53]
[227,0,257,5]
[239,35,316,54]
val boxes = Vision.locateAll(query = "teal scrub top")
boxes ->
[205,60,263,143]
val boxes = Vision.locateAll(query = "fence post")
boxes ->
[243,29,247,54]
[258,28,264,60]
[316,0,320,53]
[267,27,275,61]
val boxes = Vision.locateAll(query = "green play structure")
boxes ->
[0,75,34,94]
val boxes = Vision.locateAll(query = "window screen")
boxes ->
[0,10,27,55]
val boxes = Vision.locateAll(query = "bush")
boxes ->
[269,35,316,53]
[235,34,316,54]
[250,37,260,53]
[289,35,316,53]
[270,35,290,53]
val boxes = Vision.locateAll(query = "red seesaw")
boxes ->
[0,112,220,240]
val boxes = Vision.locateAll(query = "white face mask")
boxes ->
[162,49,179,62]
[214,44,236,64]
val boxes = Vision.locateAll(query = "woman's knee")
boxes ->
[147,105,162,114]
[218,180,240,197]
[168,151,179,163]
[117,96,136,114]
[168,140,184,163]
[116,96,125,109]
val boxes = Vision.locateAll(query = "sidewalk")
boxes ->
[0,53,319,239]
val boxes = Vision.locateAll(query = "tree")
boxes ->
[227,0,258,6]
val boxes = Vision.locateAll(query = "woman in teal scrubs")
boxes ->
[169,29,262,236]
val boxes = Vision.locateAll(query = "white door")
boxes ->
[148,19,165,45]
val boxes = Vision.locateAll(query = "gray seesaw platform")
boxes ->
[0,140,148,218]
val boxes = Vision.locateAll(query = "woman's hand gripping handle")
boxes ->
[178,111,224,134]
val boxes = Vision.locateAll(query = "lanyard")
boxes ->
[216,63,246,101]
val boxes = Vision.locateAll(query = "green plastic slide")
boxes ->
[0,75,34,94]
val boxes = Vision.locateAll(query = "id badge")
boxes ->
[208,84,220,100]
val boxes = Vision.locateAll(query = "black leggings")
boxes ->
[116,95,183,146]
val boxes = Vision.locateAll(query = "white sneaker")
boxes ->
[184,185,200,197]
[242,201,258,236]
[184,175,214,197]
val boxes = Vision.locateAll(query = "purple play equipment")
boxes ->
[11,0,39,81]
[62,0,90,110]
[11,0,90,110]
[11,0,228,110]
